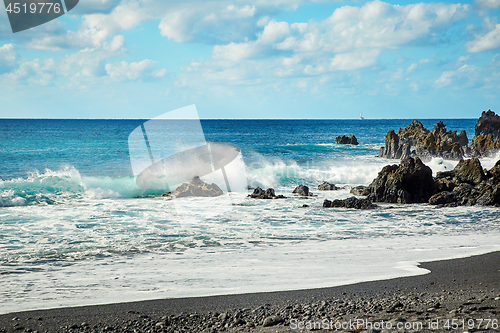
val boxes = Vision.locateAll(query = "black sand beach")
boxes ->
[1,251,499,332]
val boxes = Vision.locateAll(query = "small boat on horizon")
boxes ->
[359,113,364,120]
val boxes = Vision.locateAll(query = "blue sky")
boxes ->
[0,0,499,119]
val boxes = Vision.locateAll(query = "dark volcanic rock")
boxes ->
[490,160,500,183]
[249,187,286,199]
[458,130,469,147]
[318,182,337,191]
[472,134,500,156]
[472,110,500,156]
[475,109,500,139]
[367,157,436,204]
[398,120,430,147]
[453,158,486,185]
[432,159,500,206]
[168,176,223,198]
[378,120,467,160]
[350,185,371,196]
[400,142,412,159]
[379,130,400,159]
[323,197,377,209]
[293,185,312,196]
[335,134,359,145]
[429,191,455,205]
[417,121,466,160]
[435,177,456,193]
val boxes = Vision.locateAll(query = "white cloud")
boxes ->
[407,63,418,73]
[467,24,500,52]
[205,0,468,73]
[152,68,167,78]
[329,50,381,71]
[105,60,158,81]
[0,44,18,73]
[213,42,261,62]
[71,0,122,14]
[6,58,55,86]
[475,0,500,10]
[322,1,468,52]
[435,64,477,88]
[435,70,454,87]
[227,5,257,18]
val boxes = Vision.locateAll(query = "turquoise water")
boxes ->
[1,118,499,313]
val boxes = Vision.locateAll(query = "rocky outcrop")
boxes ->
[248,187,286,199]
[378,110,500,159]
[378,120,467,160]
[366,156,500,207]
[167,176,223,198]
[318,182,337,191]
[398,120,430,146]
[293,185,312,196]
[367,157,436,204]
[323,197,377,209]
[475,110,500,140]
[379,130,401,159]
[430,158,500,206]
[472,134,500,156]
[453,158,486,185]
[470,110,500,157]
[335,135,359,145]
[350,185,371,196]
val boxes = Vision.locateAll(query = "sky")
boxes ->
[0,0,499,119]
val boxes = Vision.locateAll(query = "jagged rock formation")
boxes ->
[431,158,500,206]
[248,187,286,199]
[378,120,468,160]
[379,110,500,160]
[166,176,223,198]
[323,197,377,209]
[367,157,436,204]
[475,110,500,139]
[318,182,337,191]
[379,130,400,158]
[471,110,500,156]
[335,135,359,145]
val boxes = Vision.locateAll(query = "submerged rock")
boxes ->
[318,182,337,191]
[335,135,359,145]
[350,185,371,196]
[168,176,223,198]
[249,187,286,199]
[368,157,436,204]
[323,197,377,209]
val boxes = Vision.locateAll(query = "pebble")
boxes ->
[2,285,498,333]
[262,315,283,327]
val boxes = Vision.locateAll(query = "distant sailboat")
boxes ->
[359,113,364,120]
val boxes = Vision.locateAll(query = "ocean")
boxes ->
[1,118,499,314]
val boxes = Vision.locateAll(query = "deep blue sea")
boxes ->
[1,118,499,313]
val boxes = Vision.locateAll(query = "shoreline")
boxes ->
[1,251,499,332]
